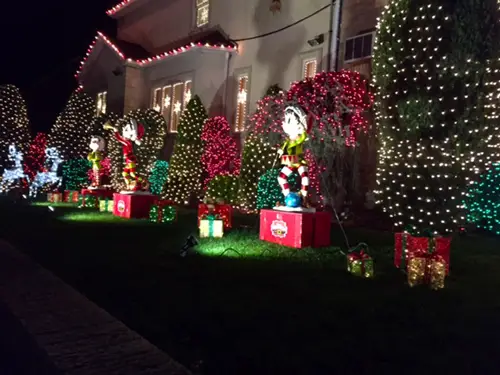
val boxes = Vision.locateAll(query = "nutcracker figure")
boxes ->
[87,135,105,188]
[277,105,311,207]
[103,119,147,192]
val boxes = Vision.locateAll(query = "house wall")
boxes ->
[80,43,126,116]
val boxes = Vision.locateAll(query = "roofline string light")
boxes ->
[106,0,138,16]
[75,32,237,79]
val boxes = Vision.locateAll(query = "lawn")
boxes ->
[1,198,500,375]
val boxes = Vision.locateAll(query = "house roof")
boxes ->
[75,30,237,80]
[106,0,140,16]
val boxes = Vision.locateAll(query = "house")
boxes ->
[77,0,387,157]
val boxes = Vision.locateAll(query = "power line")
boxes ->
[231,3,333,42]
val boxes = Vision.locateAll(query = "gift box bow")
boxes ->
[347,243,370,259]
[201,214,221,221]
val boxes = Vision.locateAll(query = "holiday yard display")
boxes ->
[23,133,47,182]
[347,243,374,278]
[0,144,28,193]
[198,202,232,229]
[47,192,63,203]
[29,147,63,197]
[48,90,95,161]
[99,197,114,212]
[79,188,113,208]
[394,230,451,275]
[373,0,500,234]
[205,174,239,206]
[63,190,79,203]
[259,209,331,248]
[149,200,176,223]
[163,95,208,204]
[199,214,224,238]
[407,251,446,290]
[88,157,111,189]
[113,192,157,219]
[0,85,31,174]
[201,116,240,189]
[107,109,166,193]
[88,135,106,188]
[149,160,169,196]
[62,158,90,191]
[464,163,500,235]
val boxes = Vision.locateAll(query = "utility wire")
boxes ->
[231,3,332,42]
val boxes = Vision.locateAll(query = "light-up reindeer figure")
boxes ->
[103,119,146,192]
[0,144,27,192]
[87,135,105,188]
[277,106,312,205]
[29,147,63,197]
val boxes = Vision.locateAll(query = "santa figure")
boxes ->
[103,119,146,192]
[87,135,105,188]
[277,105,311,205]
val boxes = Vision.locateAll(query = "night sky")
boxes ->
[0,0,118,133]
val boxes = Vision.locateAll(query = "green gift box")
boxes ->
[347,243,374,278]
[78,195,98,209]
[149,201,176,223]
[99,198,114,212]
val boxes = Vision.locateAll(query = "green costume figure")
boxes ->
[277,106,311,198]
[88,135,105,188]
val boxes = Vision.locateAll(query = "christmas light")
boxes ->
[201,116,241,189]
[163,95,208,205]
[87,157,111,188]
[29,148,63,197]
[108,109,167,191]
[372,0,500,234]
[149,160,169,195]
[0,144,28,193]
[205,174,239,205]
[75,32,237,80]
[24,133,47,182]
[257,168,299,209]
[62,158,91,191]
[0,85,31,177]
[106,0,137,16]
[48,90,96,161]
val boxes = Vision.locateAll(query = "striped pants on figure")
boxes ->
[278,165,309,198]
[123,159,143,190]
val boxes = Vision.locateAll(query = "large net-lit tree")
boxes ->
[108,109,167,191]
[0,85,31,174]
[373,0,500,234]
[48,90,95,161]
[163,95,208,204]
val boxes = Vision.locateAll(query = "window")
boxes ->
[151,80,191,132]
[344,32,374,63]
[196,0,209,27]
[96,91,107,115]
[235,74,249,132]
[302,59,317,79]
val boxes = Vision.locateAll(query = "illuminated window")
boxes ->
[235,74,249,132]
[162,85,172,122]
[152,88,162,113]
[196,0,209,27]
[302,59,317,79]
[344,32,374,62]
[171,83,184,132]
[96,91,107,115]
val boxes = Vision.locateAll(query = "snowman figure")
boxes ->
[87,135,106,189]
[276,105,312,207]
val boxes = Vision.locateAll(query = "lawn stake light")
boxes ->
[180,235,199,257]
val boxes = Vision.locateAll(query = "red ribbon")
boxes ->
[348,250,370,275]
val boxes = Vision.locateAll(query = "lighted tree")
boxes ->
[0,85,31,174]
[149,160,169,195]
[257,168,299,209]
[201,116,240,188]
[163,95,208,204]
[24,132,47,181]
[205,174,239,204]
[373,0,500,234]
[108,109,167,191]
[48,90,95,161]
[62,158,90,190]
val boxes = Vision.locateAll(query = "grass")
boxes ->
[1,198,500,375]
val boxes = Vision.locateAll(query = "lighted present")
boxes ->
[199,215,224,238]
[347,243,373,278]
[149,200,176,223]
[48,192,62,203]
[99,199,114,212]
[407,253,446,290]
[394,231,451,274]
[79,195,99,208]
[198,203,232,229]
[63,190,79,203]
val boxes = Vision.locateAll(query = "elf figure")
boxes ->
[103,119,146,192]
[87,135,105,188]
[277,105,311,205]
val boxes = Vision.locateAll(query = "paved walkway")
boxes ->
[0,240,191,375]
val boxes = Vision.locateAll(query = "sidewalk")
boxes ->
[0,240,191,375]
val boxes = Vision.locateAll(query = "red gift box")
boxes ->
[259,209,331,248]
[395,232,451,274]
[63,190,79,203]
[113,193,157,219]
[198,203,232,229]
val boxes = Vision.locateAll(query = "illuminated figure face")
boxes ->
[122,119,138,141]
[89,136,105,152]
[283,106,307,140]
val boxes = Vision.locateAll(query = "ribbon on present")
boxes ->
[347,243,373,277]
[400,225,415,269]
[100,197,112,212]
[201,213,220,237]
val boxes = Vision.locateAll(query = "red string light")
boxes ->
[201,116,241,189]
[106,0,137,15]
[23,133,47,181]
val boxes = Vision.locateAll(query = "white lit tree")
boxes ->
[373,0,500,234]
